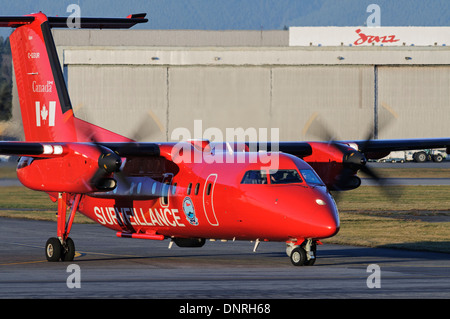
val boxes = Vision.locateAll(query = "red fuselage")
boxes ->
[35,145,340,244]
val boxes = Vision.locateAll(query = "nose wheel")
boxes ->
[287,239,317,266]
[290,247,307,266]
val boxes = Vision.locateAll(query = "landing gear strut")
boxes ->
[286,239,317,266]
[45,193,81,262]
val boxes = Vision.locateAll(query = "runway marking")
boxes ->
[0,242,146,264]
[75,250,142,258]
[0,259,48,266]
[0,252,83,266]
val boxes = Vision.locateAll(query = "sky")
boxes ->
[1,0,449,38]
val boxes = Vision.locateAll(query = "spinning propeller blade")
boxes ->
[302,110,401,200]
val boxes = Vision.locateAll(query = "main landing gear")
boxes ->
[286,239,317,266]
[45,193,81,262]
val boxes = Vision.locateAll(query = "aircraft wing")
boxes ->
[0,141,66,157]
[2,138,449,159]
[345,138,450,154]
[0,141,161,158]
[248,138,450,159]
[246,142,313,157]
[100,142,160,157]
[96,138,450,159]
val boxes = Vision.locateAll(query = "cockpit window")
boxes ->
[300,169,324,185]
[241,170,268,184]
[269,169,303,184]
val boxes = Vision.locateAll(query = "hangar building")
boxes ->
[12,27,450,143]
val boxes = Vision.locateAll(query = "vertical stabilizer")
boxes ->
[9,13,77,142]
[1,12,147,143]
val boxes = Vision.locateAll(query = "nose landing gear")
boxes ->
[286,239,317,266]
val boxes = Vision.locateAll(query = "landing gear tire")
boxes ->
[45,237,76,262]
[290,247,307,266]
[61,237,76,262]
[45,237,62,262]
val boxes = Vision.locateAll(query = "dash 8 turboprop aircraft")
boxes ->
[1,12,450,266]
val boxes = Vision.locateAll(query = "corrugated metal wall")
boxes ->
[378,66,450,139]
[11,30,449,143]
[66,65,379,142]
[65,63,450,142]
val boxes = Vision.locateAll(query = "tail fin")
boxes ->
[1,12,147,142]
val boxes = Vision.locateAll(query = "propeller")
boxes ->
[302,108,401,200]
[74,105,165,191]
[89,141,127,191]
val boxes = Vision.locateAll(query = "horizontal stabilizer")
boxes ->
[47,14,148,29]
[0,16,35,28]
[0,13,148,29]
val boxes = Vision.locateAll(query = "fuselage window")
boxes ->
[194,183,200,195]
[151,182,157,195]
[137,182,142,194]
[172,182,177,195]
[187,183,192,195]
[269,169,303,184]
[162,181,170,205]
[240,170,268,184]
[206,183,212,195]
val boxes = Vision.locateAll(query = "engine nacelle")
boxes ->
[16,143,119,193]
[330,174,361,191]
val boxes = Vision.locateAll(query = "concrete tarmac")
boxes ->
[0,217,449,300]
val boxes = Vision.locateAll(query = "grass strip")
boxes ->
[0,185,449,253]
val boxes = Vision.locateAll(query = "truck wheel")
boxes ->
[433,154,444,162]
[414,152,427,163]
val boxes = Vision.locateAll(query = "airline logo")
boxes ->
[353,29,400,46]
[35,101,56,127]
[183,196,198,226]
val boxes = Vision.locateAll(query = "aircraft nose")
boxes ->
[306,195,340,238]
[316,210,340,238]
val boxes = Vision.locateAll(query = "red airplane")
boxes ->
[0,12,449,266]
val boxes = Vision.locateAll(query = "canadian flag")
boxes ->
[35,101,56,127]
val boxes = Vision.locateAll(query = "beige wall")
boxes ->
[11,30,450,143]
[65,61,450,143]
[378,66,450,139]
[66,64,378,142]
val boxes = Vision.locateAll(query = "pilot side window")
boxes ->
[240,170,268,184]
[269,169,303,184]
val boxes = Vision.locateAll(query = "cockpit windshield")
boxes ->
[299,169,324,186]
[241,170,268,184]
[269,169,303,184]
[241,168,324,186]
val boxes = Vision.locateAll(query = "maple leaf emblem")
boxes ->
[41,105,48,121]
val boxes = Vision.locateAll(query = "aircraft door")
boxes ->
[203,174,218,226]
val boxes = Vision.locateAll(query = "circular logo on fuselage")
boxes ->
[182,196,198,226]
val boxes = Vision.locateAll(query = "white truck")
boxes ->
[379,149,447,163]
